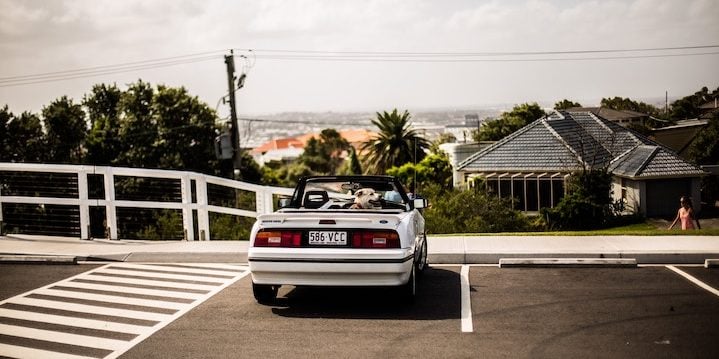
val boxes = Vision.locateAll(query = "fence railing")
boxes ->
[0,163,294,240]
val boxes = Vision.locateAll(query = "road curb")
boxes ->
[0,254,77,264]
[498,258,637,268]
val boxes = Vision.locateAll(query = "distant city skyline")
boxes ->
[1,0,718,119]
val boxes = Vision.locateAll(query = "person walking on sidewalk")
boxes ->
[668,196,701,230]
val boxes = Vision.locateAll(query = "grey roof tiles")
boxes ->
[458,111,705,179]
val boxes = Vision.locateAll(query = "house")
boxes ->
[250,129,376,166]
[567,107,650,127]
[455,111,706,217]
[650,119,709,159]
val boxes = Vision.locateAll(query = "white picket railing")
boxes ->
[0,163,294,240]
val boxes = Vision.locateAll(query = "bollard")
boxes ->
[106,226,111,240]
[200,230,206,241]
[183,229,188,241]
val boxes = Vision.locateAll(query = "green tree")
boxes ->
[116,80,157,167]
[361,109,429,174]
[152,85,219,173]
[541,169,614,230]
[338,147,363,175]
[670,86,719,120]
[600,96,660,116]
[6,111,45,162]
[0,106,12,161]
[554,99,582,110]
[84,83,123,165]
[42,96,87,163]
[298,129,350,175]
[472,103,546,142]
[386,152,453,192]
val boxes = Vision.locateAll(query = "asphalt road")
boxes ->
[0,263,718,358]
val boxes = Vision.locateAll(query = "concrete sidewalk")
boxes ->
[1,234,718,264]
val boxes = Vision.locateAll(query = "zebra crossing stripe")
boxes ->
[0,308,149,334]
[0,343,96,359]
[80,273,220,291]
[51,281,205,300]
[0,263,250,359]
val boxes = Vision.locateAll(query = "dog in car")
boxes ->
[350,188,382,209]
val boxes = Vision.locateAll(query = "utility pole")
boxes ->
[224,50,241,176]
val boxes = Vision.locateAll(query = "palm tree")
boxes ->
[361,109,430,174]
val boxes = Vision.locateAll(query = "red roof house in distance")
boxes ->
[251,129,376,165]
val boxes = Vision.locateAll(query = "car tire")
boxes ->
[399,267,416,302]
[253,282,278,304]
[415,236,428,275]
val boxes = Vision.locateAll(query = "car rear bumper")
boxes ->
[248,248,414,286]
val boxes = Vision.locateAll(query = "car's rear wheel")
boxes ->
[252,282,278,304]
[399,267,416,302]
[415,236,428,274]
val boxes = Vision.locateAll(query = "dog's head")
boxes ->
[353,188,382,209]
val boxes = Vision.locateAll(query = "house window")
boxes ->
[512,180,525,211]
[539,179,552,209]
[525,178,538,211]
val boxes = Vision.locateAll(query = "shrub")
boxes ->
[421,184,531,234]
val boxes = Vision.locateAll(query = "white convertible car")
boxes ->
[248,175,428,304]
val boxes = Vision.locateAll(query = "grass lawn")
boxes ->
[436,221,719,236]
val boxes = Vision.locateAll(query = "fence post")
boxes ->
[103,167,118,240]
[195,176,210,241]
[78,168,90,240]
[180,174,195,241]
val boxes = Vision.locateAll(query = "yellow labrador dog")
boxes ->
[350,188,382,209]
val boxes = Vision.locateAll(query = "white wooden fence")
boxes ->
[0,163,294,240]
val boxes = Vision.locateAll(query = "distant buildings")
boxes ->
[250,129,375,166]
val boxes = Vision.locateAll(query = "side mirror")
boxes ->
[413,198,428,209]
[277,198,292,209]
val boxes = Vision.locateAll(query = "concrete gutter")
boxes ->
[499,258,637,268]
[0,255,77,264]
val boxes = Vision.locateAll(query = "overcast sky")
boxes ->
[1,0,718,118]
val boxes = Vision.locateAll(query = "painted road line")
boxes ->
[0,262,251,359]
[0,308,149,334]
[0,323,129,350]
[33,288,189,310]
[55,281,205,300]
[155,263,249,271]
[111,263,244,277]
[93,268,230,283]
[460,265,473,333]
[0,343,96,359]
[81,273,219,291]
[105,268,250,359]
[6,297,175,322]
[666,265,719,298]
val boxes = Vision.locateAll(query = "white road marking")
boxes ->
[666,265,719,297]
[460,264,473,333]
[0,323,129,351]
[0,263,250,359]
[55,281,205,300]
[112,263,243,276]
[82,273,219,291]
[34,288,188,310]
[0,308,149,334]
[8,297,174,322]
[94,268,229,283]
[0,343,96,359]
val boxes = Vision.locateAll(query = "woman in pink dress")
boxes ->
[668,196,701,230]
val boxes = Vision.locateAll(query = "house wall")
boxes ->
[612,177,644,215]
[645,178,695,217]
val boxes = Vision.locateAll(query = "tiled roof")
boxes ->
[458,111,706,179]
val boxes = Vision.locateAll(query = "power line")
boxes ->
[248,51,719,63]
[0,54,222,88]
[236,44,719,56]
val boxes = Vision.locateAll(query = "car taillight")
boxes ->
[254,230,302,247]
[352,230,400,248]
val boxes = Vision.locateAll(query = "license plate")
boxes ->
[308,231,347,245]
